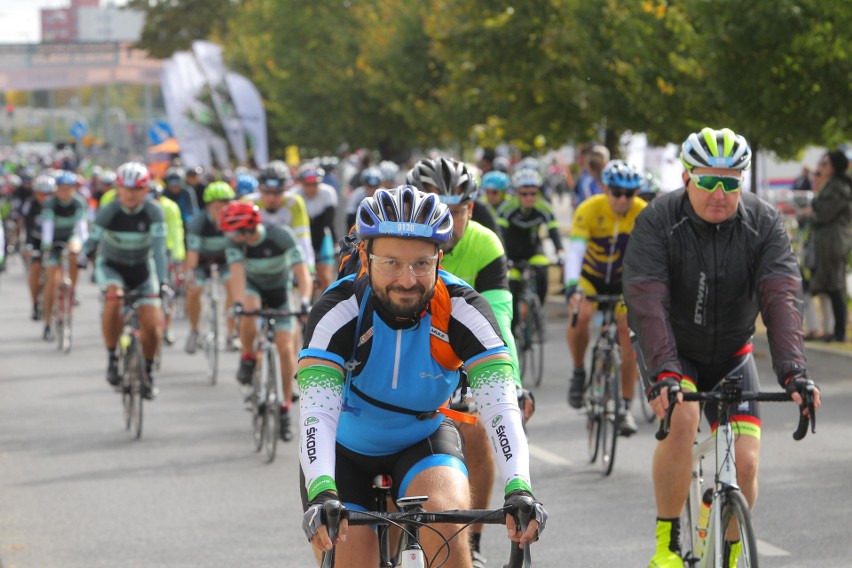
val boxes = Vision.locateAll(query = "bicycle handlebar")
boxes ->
[655,382,816,442]
[320,497,534,568]
[233,307,308,318]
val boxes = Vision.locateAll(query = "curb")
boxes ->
[543,297,852,360]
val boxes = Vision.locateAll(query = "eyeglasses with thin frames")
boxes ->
[368,253,439,278]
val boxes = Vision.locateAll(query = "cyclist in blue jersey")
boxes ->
[298,186,546,567]
[164,166,199,228]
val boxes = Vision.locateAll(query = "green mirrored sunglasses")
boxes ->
[688,172,742,193]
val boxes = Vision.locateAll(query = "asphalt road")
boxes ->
[1,258,850,568]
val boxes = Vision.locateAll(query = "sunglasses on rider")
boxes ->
[688,172,742,193]
[609,187,637,198]
[518,191,538,197]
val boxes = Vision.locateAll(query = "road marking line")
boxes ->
[757,539,791,556]
[528,443,572,466]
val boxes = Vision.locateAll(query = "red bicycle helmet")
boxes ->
[116,162,151,189]
[219,201,262,232]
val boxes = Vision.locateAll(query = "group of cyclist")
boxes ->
[0,125,822,568]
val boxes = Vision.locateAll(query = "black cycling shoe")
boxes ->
[279,408,293,442]
[42,324,54,341]
[141,381,158,400]
[31,304,42,321]
[568,368,586,409]
[237,358,256,386]
[106,358,121,387]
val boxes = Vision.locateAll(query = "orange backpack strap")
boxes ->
[429,278,463,371]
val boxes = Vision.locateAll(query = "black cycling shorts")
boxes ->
[679,350,762,432]
[299,418,467,512]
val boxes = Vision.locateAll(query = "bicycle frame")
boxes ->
[653,370,816,568]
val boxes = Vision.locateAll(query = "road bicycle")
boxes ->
[201,263,223,385]
[53,243,74,354]
[237,307,298,463]
[166,261,186,320]
[319,474,536,568]
[572,293,623,476]
[110,290,159,440]
[656,365,816,568]
[511,261,546,388]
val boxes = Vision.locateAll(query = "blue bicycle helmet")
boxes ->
[236,173,259,197]
[481,171,511,192]
[356,185,453,244]
[601,160,643,190]
[55,170,77,186]
[360,166,383,187]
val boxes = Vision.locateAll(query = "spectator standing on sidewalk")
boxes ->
[810,150,852,343]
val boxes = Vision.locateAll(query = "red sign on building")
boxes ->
[41,8,76,43]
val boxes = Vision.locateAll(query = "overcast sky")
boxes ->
[0,0,128,44]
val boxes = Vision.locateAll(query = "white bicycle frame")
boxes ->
[687,420,739,568]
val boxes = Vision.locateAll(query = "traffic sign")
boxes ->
[148,120,173,145]
[69,120,87,139]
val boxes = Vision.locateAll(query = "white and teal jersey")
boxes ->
[82,199,168,282]
[187,210,230,260]
[40,193,88,248]
[225,223,305,291]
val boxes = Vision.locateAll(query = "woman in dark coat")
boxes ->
[810,150,852,342]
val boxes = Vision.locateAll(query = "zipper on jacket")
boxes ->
[391,329,402,389]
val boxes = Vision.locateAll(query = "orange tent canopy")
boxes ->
[148,137,180,154]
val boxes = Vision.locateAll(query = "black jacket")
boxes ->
[623,189,806,386]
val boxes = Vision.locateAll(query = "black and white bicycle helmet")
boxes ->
[406,157,478,205]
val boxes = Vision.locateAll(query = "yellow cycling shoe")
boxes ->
[649,519,684,568]
[725,540,742,568]
[648,550,684,568]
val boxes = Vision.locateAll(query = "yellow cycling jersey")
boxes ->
[241,191,311,242]
[570,194,646,283]
[99,189,185,261]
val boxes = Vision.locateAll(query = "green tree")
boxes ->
[125,0,237,59]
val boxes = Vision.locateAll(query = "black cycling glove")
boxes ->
[647,372,681,402]
[302,490,344,542]
[503,490,548,539]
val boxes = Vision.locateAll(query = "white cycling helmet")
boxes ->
[117,162,151,189]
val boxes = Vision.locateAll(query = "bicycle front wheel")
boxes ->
[263,347,281,463]
[599,351,620,476]
[205,296,219,385]
[586,347,602,464]
[707,490,759,568]
[527,295,545,388]
[126,338,145,439]
[252,356,265,453]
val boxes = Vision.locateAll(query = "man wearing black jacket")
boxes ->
[623,127,821,568]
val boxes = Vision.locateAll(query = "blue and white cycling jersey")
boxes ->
[299,270,508,455]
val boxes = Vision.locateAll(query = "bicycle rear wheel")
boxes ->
[599,351,620,476]
[708,489,759,568]
[263,347,281,463]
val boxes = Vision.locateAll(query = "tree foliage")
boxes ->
[125,0,237,59]
[129,0,852,158]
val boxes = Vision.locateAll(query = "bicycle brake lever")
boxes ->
[792,383,817,441]
[655,390,679,441]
